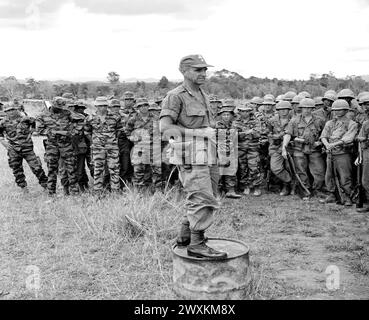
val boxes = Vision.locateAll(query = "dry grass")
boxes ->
[1,137,369,300]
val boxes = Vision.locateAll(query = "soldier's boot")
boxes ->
[290,184,296,196]
[356,206,369,213]
[343,194,353,207]
[320,193,336,204]
[63,186,70,196]
[280,183,290,196]
[225,188,241,199]
[253,187,262,197]
[187,231,227,260]
[243,187,251,195]
[176,221,190,247]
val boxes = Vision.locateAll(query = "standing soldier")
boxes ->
[216,101,241,199]
[234,103,264,196]
[249,97,263,113]
[267,101,293,196]
[118,91,136,185]
[160,54,226,259]
[337,89,364,123]
[209,95,222,121]
[36,97,80,196]
[313,91,336,122]
[0,103,48,193]
[84,97,122,195]
[126,98,163,191]
[320,100,359,205]
[355,93,369,212]
[282,98,326,199]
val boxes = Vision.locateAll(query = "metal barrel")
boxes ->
[172,238,251,300]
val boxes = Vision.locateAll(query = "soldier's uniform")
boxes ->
[160,54,227,260]
[84,97,122,193]
[118,91,135,185]
[126,98,163,190]
[320,100,359,205]
[36,98,80,195]
[267,101,293,194]
[216,102,240,198]
[234,104,263,195]
[0,104,47,190]
[285,98,326,194]
[356,93,369,211]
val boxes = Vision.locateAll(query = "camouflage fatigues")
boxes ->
[267,114,292,183]
[320,115,358,197]
[160,83,219,232]
[233,114,263,189]
[0,114,47,188]
[36,109,80,195]
[126,113,163,189]
[84,112,122,192]
[285,114,326,191]
[358,120,369,198]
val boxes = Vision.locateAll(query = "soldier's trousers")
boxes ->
[7,146,47,189]
[293,151,325,191]
[133,164,163,188]
[45,140,79,195]
[119,151,133,186]
[270,150,291,183]
[93,148,120,192]
[179,165,219,232]
[219,175,236,192]
[238,148,263,188]
[362,149,369,199]
[326,153,353,196]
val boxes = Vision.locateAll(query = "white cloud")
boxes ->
[0,0,368,81]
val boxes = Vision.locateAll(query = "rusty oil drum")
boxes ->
[172,238,250,300]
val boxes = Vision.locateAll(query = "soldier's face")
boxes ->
[6,110,18,118]
[301,108,312,116]
[323,99,332,109]
[139,104,149,114]
[264,104,273,112]
[124,99,135,108]
[97,105,108,113]
[221,112,232,123]
[333,110,347,118]
[109,107,120,114]
[239,110,250,119]
[210,102,218,113]
[278,109,290,117]
[184,67,207,85]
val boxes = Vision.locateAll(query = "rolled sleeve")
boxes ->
[320,122,331,140]
[284,119,295,136]
[160,94,181,122]
[341,121,358,144]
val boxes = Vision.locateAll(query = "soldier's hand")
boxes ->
[313,141,322,148]
[357,137,367,142]
[354,157,362,166]
[282,147,288,159]
[325,143,334,151]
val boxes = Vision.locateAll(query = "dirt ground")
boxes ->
[0,137,368,300]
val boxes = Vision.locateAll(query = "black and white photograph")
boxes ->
[0,0,368,304]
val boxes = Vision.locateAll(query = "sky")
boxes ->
[0,0,369,82]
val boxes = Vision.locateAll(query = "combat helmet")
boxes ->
[337,89,355,99]
[250,97,264,105]
[291,95,303,105]
[322,91,337,102]
[276,101,292,110]
[358,93,369,105]
[149,102,161,111]
[299,98,315,108]
[331,100,350,110]
[298,91,311,98]
[314,97,324,107]
[238,103,253,112]
[283,91,297,101]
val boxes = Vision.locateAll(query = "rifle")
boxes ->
[285,151,311,197]
[352,142,365,208]
[327,149,345,204]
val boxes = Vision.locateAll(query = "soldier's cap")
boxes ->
[299,98,315,108]
[250,97,264,105]
[298,91,311,98]
[135,97,150,107]
[264,94,275,101]
[276,101,292,110]
[222,99,236,108]
[75,101,87,109]
[109,99,121,107]
[3,103,17,112]
[314,97,324,106]
[276,94,285,102]
[218,106,235,115]
[149,102,161,111]
[209,94,222,103]
[122,91,135,100]
[95,96,109,107]
[358,93,369,105]
[179,54,213,69]
[53,96,66,108]
[238,104,253,112]
[331,100,350,110]
[155,96,164,104]
[262,98,276,105]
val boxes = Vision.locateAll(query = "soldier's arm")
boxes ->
[357,121,369,142]
[35,115,49,136]
[0,121,9,150]
[83,117,92,143]
[341,121,359,145]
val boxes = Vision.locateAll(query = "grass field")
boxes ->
[0,136,368,300]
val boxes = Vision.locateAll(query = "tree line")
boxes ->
[1,70,368,101]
